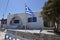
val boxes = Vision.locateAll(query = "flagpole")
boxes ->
[25,3,27,30]
[25,3,34,30]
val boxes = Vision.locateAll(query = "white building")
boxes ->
[7,12,44,29]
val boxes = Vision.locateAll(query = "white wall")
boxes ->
[27,12,44,29]
[7,13,27,28]
[7,12,44,29]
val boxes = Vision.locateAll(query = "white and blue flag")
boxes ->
[25,4,34,16]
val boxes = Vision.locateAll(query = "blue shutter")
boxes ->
[28,17,37,22]
[28,18,32,22]
[33,17,37,22]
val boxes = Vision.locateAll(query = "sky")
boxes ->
[0,0,47,19]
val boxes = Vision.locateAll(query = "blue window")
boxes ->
[28,18,32,22]
[14,20,19,23]
[33,17,37,22]
[28,17,37,22]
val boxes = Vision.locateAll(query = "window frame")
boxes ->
[28,17,37,22]
[14,20,19,23]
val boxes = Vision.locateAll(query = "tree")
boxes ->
[41,0,60,32]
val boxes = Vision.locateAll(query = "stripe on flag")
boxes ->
[25,4,34,16]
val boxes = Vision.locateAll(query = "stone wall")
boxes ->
[43,27,54,30]
[7,30,60,40]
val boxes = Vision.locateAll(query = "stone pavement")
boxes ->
[7,29,60,40]
[0,31,6,40]
[7,29,55,35]
[0,29,59,40]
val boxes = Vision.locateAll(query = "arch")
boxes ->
[9,15,23,28]
[10,15,22,25]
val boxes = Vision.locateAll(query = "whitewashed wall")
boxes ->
[27,12,44,29]
[7,12,44,29]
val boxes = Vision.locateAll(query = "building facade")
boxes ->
[0,19,7,28]
[7,12,44,29]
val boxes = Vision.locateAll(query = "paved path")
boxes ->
[0,31,6,40]
[0,29,55,40]
[8,29,55,35]
[0,29,32,40]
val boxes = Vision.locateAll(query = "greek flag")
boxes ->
[25,4,34,16]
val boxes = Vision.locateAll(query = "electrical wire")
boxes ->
[3,0,9,19]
